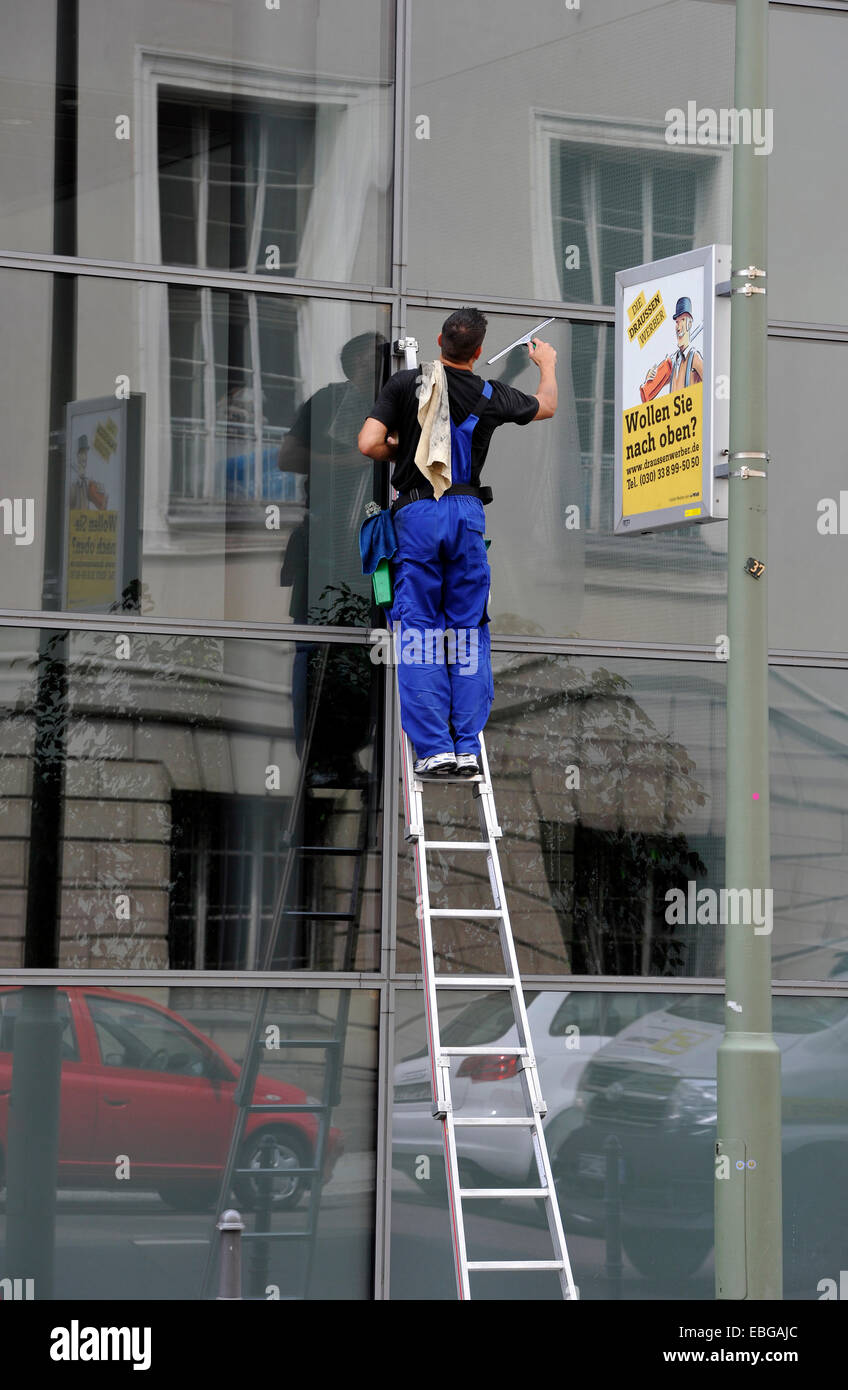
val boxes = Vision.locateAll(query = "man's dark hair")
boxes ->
[440,308,488,363]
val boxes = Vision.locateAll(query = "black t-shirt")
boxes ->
[367,364,540,497]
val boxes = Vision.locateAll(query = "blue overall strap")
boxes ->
[449,379,493,485]
[684,346,695,388]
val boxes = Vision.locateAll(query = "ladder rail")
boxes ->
[399,699,578,1300]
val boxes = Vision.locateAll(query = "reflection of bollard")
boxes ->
[604,1134,623,1300]
[216,1210,245,1300]
[247,1133,276,1299]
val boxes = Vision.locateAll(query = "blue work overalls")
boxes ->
[389,381,494,760]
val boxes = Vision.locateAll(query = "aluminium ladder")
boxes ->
[390,331,576,1299]
[398,696,578,1300]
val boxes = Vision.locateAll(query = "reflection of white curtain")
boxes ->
[296,92,392,386]
[486,322,585,636]
[293,91,392,615]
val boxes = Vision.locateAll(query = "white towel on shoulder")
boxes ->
[414,360,452,498]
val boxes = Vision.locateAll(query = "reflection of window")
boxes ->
[159,96,316,507]
[158,97,316,275]
[551,146,703,306]
[170,794,290,972]
[536,117,726,533]
[0,991,79,1061]
[539,820,709,976]
[167,285,306,505]
[88,996,210,1075]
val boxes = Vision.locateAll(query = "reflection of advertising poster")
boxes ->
[614,245,729,535]
[63,396,144,611]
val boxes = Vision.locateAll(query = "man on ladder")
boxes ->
[357,308,558,775]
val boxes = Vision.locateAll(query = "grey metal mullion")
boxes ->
[391,0,412,296]
[200,286,217,498]
[3,610,848,669]
[0,250,395,304]
[372,978,395,1300]
[390,974,848,998]
[1,250,846,344]
[0,969,385,987]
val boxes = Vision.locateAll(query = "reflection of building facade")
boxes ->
[0,0,846,1301]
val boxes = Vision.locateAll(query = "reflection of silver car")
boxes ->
[558,993,848,1284]
[393,991,674,1190]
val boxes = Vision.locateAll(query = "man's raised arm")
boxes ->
[528,339,558,420]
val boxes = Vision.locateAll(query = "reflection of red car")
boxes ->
[0,987,343,1212]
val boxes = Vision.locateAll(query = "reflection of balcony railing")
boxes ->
[170,419,307,504]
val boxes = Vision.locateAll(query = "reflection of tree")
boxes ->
[491,655,708,976]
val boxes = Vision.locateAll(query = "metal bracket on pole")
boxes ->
[732,266,767,278]
[733,283,766,297]
[715,449,769,479]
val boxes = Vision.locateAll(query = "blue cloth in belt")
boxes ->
[359,508,399,576]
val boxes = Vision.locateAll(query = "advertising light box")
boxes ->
[614,244,730,535]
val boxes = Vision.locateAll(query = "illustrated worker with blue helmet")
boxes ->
[357,308,558,778]
[642,295,703,396]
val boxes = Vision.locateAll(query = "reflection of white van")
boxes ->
[558,993,848,1285]
[393,990,676,1189]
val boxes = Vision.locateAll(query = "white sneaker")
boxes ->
[414,753,457,776]
[454,754,480,777]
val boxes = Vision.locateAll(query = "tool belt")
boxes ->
[391,483,492,514]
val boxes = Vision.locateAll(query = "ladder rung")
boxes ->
[440,1045,528,1056]
[296,846,362,856]
[242,1229,315,1242]
[460,1188,550,1199]
[423,841,489,851]
[466,1260,565,1272]
[234,1165,318,1176]
[452,1116,537,1127]
[247,1103,326,1113]
[282,910,356,920]
[433,975,516,988]
[429,909,502,918]
[415,774,484,784]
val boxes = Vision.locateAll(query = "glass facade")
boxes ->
[0,0,846,1301]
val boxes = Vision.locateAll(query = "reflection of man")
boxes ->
[278,332,387,621]
[70,435,109,510]
[642,296,703,398]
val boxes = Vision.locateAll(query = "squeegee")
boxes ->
[486,317,555,364]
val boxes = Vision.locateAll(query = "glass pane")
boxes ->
[408,0,734,302]
[0,268,391,625]
[400,307,727,643]
[0,628,382,971]
[768,338,848,654]
[391,987,848,1299]
[394,654,848,982]
[395,655,725,979]
[0,0,393,285]
[769,9,848,324]
[0,984,378,1299]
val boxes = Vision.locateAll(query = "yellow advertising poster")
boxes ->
[622,382,703,516]
[63,396,139,612]
[67,509,120,607]
[617,255,710,528]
